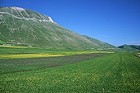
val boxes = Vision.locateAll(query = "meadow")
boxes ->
[0,45,112,59]
[0,46,140,93]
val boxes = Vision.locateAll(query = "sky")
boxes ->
[0,0,140,46]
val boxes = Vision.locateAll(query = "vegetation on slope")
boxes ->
[0,40,5,45]
[0,7,116,50]
[118,44,140,52]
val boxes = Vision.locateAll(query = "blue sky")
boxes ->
[0,0,140,46]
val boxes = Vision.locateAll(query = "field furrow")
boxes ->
[0,53,140,93]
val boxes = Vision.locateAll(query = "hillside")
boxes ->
[118,44,140,52]
[0,7,116,50]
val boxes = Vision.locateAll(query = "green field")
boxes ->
[0,49,140,93]
[0,45,113,59]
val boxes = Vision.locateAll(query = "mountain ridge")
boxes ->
[118,44,140,52]
[0,7,116,50]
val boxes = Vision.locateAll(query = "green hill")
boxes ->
[0,7,116,50]
[118,44,140,52]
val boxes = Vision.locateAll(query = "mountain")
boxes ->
[118,45,140,52]
[82,35,116,50]
[0,7,116,50]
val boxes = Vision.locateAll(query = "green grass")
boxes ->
[0,46,113,59]
[0,53,140,93]
[137,52,140,57]
[0,53,105,74]
[0,53,64,59]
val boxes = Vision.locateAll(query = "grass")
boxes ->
[137,52,140,56]
[0,53,64,59]
[0,52,140,93]
[0,53,105,74]
[0,45,113,59]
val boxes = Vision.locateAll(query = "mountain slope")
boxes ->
[0,7,116,50]
[118,45,140,52]
[82,35,116,50]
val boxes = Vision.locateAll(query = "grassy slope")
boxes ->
[118,45,140,52]
[0,7,117,50]
[0,53,140,93]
